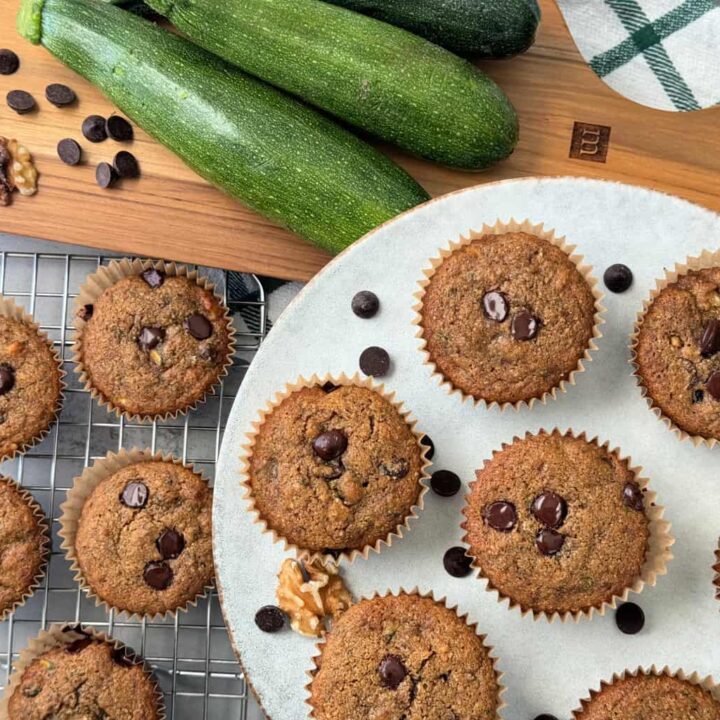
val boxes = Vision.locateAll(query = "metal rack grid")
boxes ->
[0,250,268,719]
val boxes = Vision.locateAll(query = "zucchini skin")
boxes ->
[145,0,519,170]
[17,0,430,255]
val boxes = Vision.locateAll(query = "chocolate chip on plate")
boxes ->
[420,434,435,461]
[120,481,149,508]
[254,605,286,633]
[430,469,461,497]
[351,290,379,319]
[114,150,140,179]
[141,267,164,288]
[106,115,134,142]
[533,715,559,720]
[144,561,173,590]
[157,529,185,559]
[6,90,35,115]
[604,263,633,294]
[0,365,15,396]
[615,602,645,635]
[700,319,720,357]
[378,655,407,690]
[65,637,94,654]
[184,313,213,340]
[443,546,473,578]
[137,326,165,351]
[511,310,539,340]
[536,528,565,556]
[77,303,94,321]
[531,491,567,528]
[622,482,644,512]
[359,346,390,377]
[45,83,76,107]
[313,429,347,461]
[82,115,108,143]
[709,371,720,401]
[0,49,19,76]
[482,291,509,322]
[57,138,82,166]
[96,161,118,189]
[484,501,517,532]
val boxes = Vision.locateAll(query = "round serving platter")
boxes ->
[214,177,720,719]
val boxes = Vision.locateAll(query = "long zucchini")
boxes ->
[17,0,430,255]
[143,0,519,170]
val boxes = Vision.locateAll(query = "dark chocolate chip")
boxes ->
[430,469,461,497]
[484,501,517,532]
[0,364,15,396]
[443,546,473,578]
[622,482,644,512]
[57,138,82,166]
[137,326,165,351]
[96,162,118,189]
[321,381,338,393]
[700,319,720,357]
[615,602,645,635]
[378,654,407,689]
[141,267,164,288]
[359,346,390,377]
[82,115,108,143]
[603,264,633,294]
[143,561,173,590]
[420,434,435,460]
[6,90,35,115]
[45,83,76,107]
[198,345,218,363]
[326,459,344,480]
[693,389,705,403]
[254,605,286,633]
[77,303,94,321]
[322,548,346,560]
[156,529,185,559]
[313,429,347,461]
[106,115,134,142]
[536,528,565,556]
[511,310,539,340]
[533,716,559,720]
[482,291,509,322]
[351,291,379,319]
[184,313,213,340]
[380,458,409,479]
[531,491,567,529]
[120,481,148,509]
[114,150,140,179]
[0,50,19,76]
[111,647,138,667]
[709,371,720,401]
[65,637,94,654]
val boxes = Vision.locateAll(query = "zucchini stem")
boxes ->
[17,0,45,45]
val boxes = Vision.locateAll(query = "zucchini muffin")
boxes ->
[247,383,425,556]
[309,593,500,720]
[419,230,598,405]
[462,431,652,615]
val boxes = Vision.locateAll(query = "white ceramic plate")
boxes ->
[214,177,720,720]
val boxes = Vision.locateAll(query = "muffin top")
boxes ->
[78,269,231,417]
[8,632,162,720]
[0,314,62,458]
[248,384,424,553]
[635,266,720,441]
[420,231,597,404]
[74,459,213,616]
[310,594,500,720]
[463,432,650,615]
[576,673,720,720]
[0,477,47,616]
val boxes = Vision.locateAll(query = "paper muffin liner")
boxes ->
[58,447,215,622]
[0,476,50,623]
[572,666,720,717]
[713,539,720,604]
[305,588,506,719]
[239,373,432,566]
[460,429,674,622]
[630,249,720,448]
[72,258,236,423]
[0,295,66,462]
[412,219,605,411]
[0,623,166,719]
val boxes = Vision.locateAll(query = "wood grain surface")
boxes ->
[0,0,718,280]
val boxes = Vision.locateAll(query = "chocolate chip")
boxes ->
[511,310,539,340]
[351,291,379,319]
[6,90,35,114]
[0,50,19,76]
[322,381,338,393]
[484,501,517,532]
[359,346,390,377]
[693,389,705,403]
[533,716,559,720]
[709,372,720,401]
[57,138,82,166]
[536,529,565,556]
[482,291,509,322]
[622,482,644,512]
[156,529,185,559]
[0,365,15,396]
[198,345,217,363]
[615,602,645,635]
[143,561,173,590]
[65,637,94,654]
[184,313,213,340]
[378,655,406,689]
[45,83,76,107]
[443,546,473,577]
[313,429,347,461]
[141,267,164,288]
[114,150,140,179]
[380,458,409,479]
[700,319,720,357]
[137,326,165,351]
[106,115,134,142]
[120,481,148,509]
[254,605,286,633]
[96,162,118,189]
[421,434,435,460]
[111,647,138,667]
[603,264,633,293]
[430,470,460,497]
[531,491,567,528]
[77,303,94,321]
[322,548,345,560]
[82,115,108,143]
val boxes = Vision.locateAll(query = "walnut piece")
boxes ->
[0,137,11,206]
[276,558,352,637]
[7,138,38,197]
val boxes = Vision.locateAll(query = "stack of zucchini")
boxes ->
[18,0,538,254]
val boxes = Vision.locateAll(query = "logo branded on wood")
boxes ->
[569,122,612,163]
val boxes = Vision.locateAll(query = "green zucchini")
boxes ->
[17,0,430,255]
[143,0,519,170]
[322,0,540,58]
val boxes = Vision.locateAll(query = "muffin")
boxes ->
[74,260,233,419]
[309,593,501,719]
[61,453,213,617]
[0,477,48,618]
[245,378,427,559]
[417,226,600,406]
[462,431,668,617]
[574,670,720,719]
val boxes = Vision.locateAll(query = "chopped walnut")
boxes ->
[0,137,12,206]
[276,558,352,637]
[7,138,38,197]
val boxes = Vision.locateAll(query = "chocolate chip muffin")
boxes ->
[309,593,501,719]
[462,431,653,616]
[574,672,720,719]
[247,382,425,556]
[68,458,213,616]
[75,264,232,419]
[634,266,720,442]
[419,230,598,405]
[0,477,48,618]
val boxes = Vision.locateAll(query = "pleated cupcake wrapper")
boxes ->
[0,623,166,720]
[572,666,720,717]
[630,249,720,448]
[460,429,674,622]
[305,588,506,719]
[0,295,66,462]
[713,540,720,604]
[72,258,236,424]
[239,373,432,566]
[0,476,50,623]
[58,447,215,622]
[412,218,605,411]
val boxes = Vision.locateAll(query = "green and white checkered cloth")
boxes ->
[557,0,719,111]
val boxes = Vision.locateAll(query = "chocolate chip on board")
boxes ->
[114,150,140,179]
[6,90,35,115]
[82,115,108,143]
[0,50,20,76]
[96,161,118,189]
[106,115,134,142]
[45,83,76,107]
[57,138,82,166]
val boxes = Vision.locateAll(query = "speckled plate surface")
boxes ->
[214,177,720,720]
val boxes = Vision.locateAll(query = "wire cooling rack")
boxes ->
[0,250,268,720]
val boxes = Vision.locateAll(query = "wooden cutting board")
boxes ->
[1,0,718,281]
